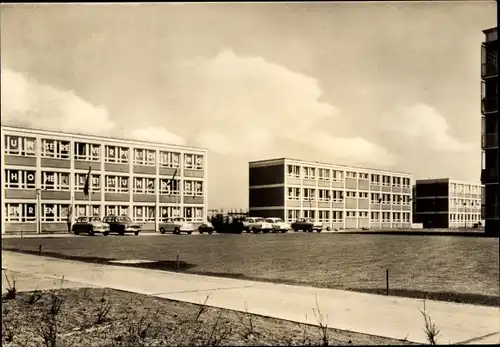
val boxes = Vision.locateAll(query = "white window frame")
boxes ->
[382,175,391,187]
[133,177,155,194]
[332,211,343,222]
[159,151,181,168]
[303,167,316,179]
[382,194,391,205]
[402,212,410,223]
[371,212,380,221]
[318,189,330,201]
[359,211,369,218]
[392,176,401,187]
[75,204,101,217]
[160,205,181,220]
[371,193,381,203]
[105,175,129,193]
[106,205,129,217]
[5,203,36,222]
[346,171,357,179]
[42,203,70,222]
[359,173,369,180]
[346,211,356,218]
[392,194,401,205]
[402,195,410,205]
[332,170,344,182]
[370,174,380,184]
[41,171,70,191]
[133,205,156,222]
[184,154,204,170]
[402,178,410,188]
[133,148,156,166]
[41,138,70,159]
[303,188,316,200]
[392,212,402,222]
[331,190,343,202]
[287,209,300,223]
[382,212,391,223]
[287,165,300,178]
[105,145,129,164]
[287,187,301,200]
[184,180,194,196]
[75,173,100,192]
[303,209,315,219]
[358,192,369,199]
[159,178,180,195]
[4,135,36,157]
[318,210,330,223]
[5,169,36,189]
[318,168,330,181]
[346,191,356,198]
[74,142,100,161]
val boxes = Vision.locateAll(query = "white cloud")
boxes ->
[1,68,115,136]
[381,103,472,153]
[131,127,186,146]
[178,49,393,165]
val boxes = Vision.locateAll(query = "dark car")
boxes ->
[290,218,323,232]
[72,216,110,236]
[102,215,142,235]
[211,214,244,234]
[198,221,214,234]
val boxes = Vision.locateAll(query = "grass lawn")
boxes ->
[1,287,416,346]
[2,233,499,306]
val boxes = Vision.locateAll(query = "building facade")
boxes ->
[414,178,483,229]
[249,158,413,230]
[1,126,207,234]
[480,27,499,237]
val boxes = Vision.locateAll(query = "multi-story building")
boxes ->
[414,178,483,229]
[1,126,207,234]
[480,27,499,237]
[248,158,413,230]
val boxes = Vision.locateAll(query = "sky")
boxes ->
[0,2,496,210]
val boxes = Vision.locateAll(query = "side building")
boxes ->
[414,178,483,229]
[480,27,499,237]
[249,158,413,230]
[1,126,207,234]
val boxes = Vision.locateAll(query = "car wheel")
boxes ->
[208,230,213,235]
[103,231,109,236]
[281,230,287,233]
[74,231,79,235]
[160,227,166,234]
[187,231,192,235]
[308,228,313,233]
[88,228,95,236]
[317,229,322,233]
[134,231,139,236]
[119,231,125,235]
[252,227,258,233]
[199,228,204,234]
[174,228,180,235]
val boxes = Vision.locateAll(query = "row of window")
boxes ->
[4,169,204,195]
[287,165,411,187]
[449,214,482,222]
[287,188,411,204]
[450,183,481,195]
[5,203,204,223]
[286,209,411,222]
[449,198,482,208]
[4,135,204,170]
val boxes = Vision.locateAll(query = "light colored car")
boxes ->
[72,216,110,236]
[245,217,273,233]
[159,217,195,235]
[264,217,291,233]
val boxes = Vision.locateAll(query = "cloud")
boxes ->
[131,127,186,146]
[178,49,393,165]
[1,68,115,136]
[381,103,472,153]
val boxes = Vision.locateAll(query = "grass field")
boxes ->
[3,233,499,306]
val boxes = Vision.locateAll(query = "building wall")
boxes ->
[248,158,413,230]
[1,126,208,233]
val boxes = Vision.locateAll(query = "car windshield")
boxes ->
[255,218,264,222]
[306,218,315,223]
[175,218,185,222]
[117,216,132,223]
[78,217,89,222]
[91,217,101,222]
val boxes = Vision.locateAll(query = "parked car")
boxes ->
[102,215,142,235]
[159,217,195,235]
[291,218,323,232]
[264,217,291,233]
[244,217,273,233]
[72,216,110,236]
[198,221,214,234]
[211,214,245,234]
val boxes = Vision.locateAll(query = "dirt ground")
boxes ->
[1,287,417,346]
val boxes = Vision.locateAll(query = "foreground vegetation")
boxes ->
[2,283,418,347]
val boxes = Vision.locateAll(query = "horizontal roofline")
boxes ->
[483,27,497,34]
[416,178,483,186]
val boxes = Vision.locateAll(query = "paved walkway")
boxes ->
[2,251,499,345]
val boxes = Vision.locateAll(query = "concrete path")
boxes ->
[2,250,499,345]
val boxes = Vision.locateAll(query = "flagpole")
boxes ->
[88,166,92,217]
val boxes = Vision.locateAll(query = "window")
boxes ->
[106,205,129,216]
[371,193,381,203]
[346,191,356,198]
[382,194,391,204]
[74,142,100,161]
[331,190,343,202]
[358,192,369,199]
[41,171,70,191]
[75,173,100,192]
[450,213,456,222]
[134,148,156,166]
[4,135,36,156]
[382,175,391,186]
[184,207,194,221]
[318,210,330,223]
[184,180,195,196]
[359,173,369,180]
[346,211,356,218]
[105,175,129,193]
[287,209,300,222]
[346,171,357,179]
[332,170,344,182]
[318,189,330,201]
[392,177,401,187]
[371,174,380,184]
[75,205,101,217]
[5,169,36,189]
[371,212,380,220]
[402,213,410,223]
[160,178,180,195]
[160,206,181,220]
[42,204,70,222]
[318,168,330,180]
[332,211,343,222]
[303,188,316,200]
[382,212,391,223]
[402,195,410,205]
[464,185,470,194]
[41,139,70,159]
[392,212,401,222]
[184,154,204,170]
[5,203,36,222]
[133,206,156,222]
[392,194,401,204]
[159,151,180,168]
[194,207,203,221]
[450,183,456,192]
[359,211,369,218]
[133,177,156,194]
[303,209,315,219]
[303,167,316,179]
[105,145,129,163]
[287,187,301,200]
[287,165,300,178]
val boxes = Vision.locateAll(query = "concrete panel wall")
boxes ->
[105,193,130,202]
[133,165,156,175]
[4,156,36,167]
[41,191,71,200]
[5,190,37,199]
[133,194,156,203]
[184,196,204,204]
[41,158,70,169]
[105,163,129,173]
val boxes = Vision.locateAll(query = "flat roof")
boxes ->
[1,125,206,152]
[415,178,483,186]
[483,27,497,34]
[249,157,411,176]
